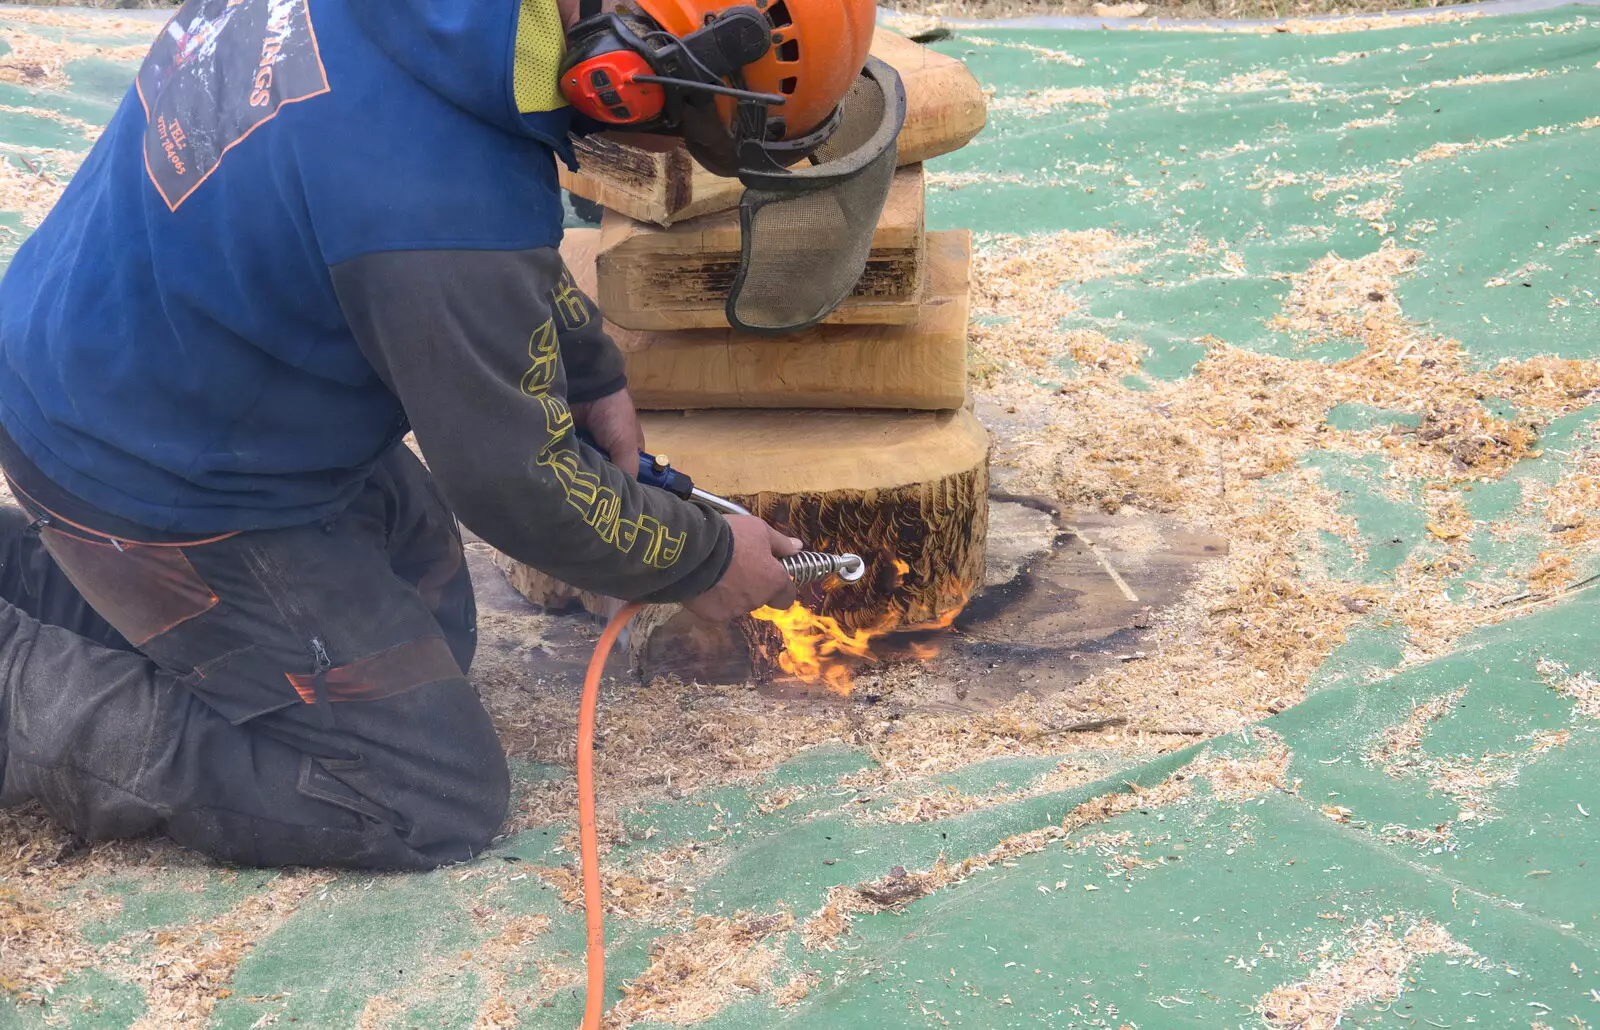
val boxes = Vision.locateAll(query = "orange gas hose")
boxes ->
[578,601,644,1030]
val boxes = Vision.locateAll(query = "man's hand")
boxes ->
[683,515,803,622]
[571,387,644,478]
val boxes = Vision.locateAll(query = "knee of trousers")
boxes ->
[349,689,512,866]
[414,741,511,863]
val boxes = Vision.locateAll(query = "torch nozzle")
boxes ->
[781,551,866,586]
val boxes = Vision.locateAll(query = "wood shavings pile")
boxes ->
[608,911,795,1027]
[0,149,82,228]
[111,871,331,1029]
[533,842,711,920]
[1271,241,1420,344]
[864,756,1125,825]
[968,228,1149,384]
[0,884,91,1003]
[1257,918,1475,1029]
[1360,694,1567,823]
[985,86,1113,114]
[467,914,554,1030]
[477,641,847,837]
[0,24,150,91]
[771,970,820,1007]
[803,763,1210,951]
[1365,686,1469,773]
[979,225,1600,701]
[1536,657,1600,719]
[1186,737,1294,801]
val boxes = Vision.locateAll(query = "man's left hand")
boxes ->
[572,387,644,478]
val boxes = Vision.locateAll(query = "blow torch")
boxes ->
[577,430,865,585]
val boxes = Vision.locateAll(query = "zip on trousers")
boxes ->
[309,635,334,729]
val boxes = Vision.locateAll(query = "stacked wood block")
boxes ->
[497,29,991,682]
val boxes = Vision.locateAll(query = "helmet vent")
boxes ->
[776,38,799,61]
[765,1,793,27]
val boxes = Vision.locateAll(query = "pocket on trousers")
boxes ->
[181,643,301,726]
[297,754,410,829]
[39,529,218,647]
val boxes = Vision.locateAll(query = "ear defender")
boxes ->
[559,18,668,125]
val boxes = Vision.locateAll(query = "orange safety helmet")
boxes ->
[632,0,874,144]
[559,0,882,173]
[559,0,905,332]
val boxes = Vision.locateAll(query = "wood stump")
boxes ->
[493,408,991,682]
[559,29,987,226]
[595,165,927,331]
[561,227,970,411]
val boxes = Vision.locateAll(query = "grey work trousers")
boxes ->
[0,446,509,870]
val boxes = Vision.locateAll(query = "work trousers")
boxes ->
[0,446,509,869]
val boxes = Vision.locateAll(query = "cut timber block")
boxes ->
[560,28,987,226]
[493,408,991,683]
[596,164,926,331]
[560,227,969,411]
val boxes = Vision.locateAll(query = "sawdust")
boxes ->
[1272,242,1420,345]
[1187,738,1294,800]
[0,103,102,140]
[1536,658,1600,720]
[805,758,1220,950]
[1341,111,1396,130]
[467,914,554,1030]
[976,226,1597,680]
[1363,697,1567,823]
[0,8,166,34]
[0,24,150,91]
[924,169,1028,193]
[969,228,1148,386]
[1425,752,1519,823]
[865,756,1118,824]
[1258,918,1475,1029]
[355,995,406,1030]
[480,639,846,836]
[354,910,555,1030]
[986,86,1112,114]
[1249,11,1477,34]
[771,970,820,1006]
[0,806,200,1011]
[1366,686,1468,772]
[803,790,1179,949]
[532,843,710,919]
[0,148,83,227]
[0,884,92,1004]
[113,870,332,1029]
[1408,137,1508,164]
[608,911,794,1027]
[1540,463,1600,547]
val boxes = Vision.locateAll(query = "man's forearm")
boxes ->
[331,245,733,603]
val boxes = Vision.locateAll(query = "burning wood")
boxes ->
[749,585,968,694]
[495,408,989,685]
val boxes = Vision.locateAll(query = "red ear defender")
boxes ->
[560,21,667,125]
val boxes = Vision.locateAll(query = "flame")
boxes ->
[749,603,896,694]
[749,580,971,693]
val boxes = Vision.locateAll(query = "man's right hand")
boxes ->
[682,515,802,622]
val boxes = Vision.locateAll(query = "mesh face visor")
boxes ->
[724,57,906,334]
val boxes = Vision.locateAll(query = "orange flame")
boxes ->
[749,575,971,693]
[749,603,896,694]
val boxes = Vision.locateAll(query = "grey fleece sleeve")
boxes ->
[546,260,628,403]
[331,246,733,603]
